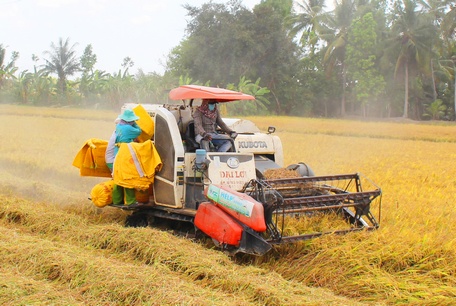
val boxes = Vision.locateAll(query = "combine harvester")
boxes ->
[74,85,382,256]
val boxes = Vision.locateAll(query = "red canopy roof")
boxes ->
[169,85,255,102]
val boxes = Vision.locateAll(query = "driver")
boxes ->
[193,99,237,152]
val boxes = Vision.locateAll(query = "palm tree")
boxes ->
[322,0,356,116]
[421,0,454,39]
[43,37,80,95]
[441,4,455,42]
[388,0,436,118]
[287,0,329,56]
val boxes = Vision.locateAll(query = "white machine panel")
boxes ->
[206,153,256,191]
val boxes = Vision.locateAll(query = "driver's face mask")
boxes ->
[208,103,216,111]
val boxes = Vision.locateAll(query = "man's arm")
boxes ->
[116,124,141,141]
[215,109,233,134]
[128,124,142,139]
[193,110,207,136]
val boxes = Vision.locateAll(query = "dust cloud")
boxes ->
[0,107,116,206]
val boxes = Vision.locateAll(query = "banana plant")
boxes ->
[0,45,19,89]
[225,76,270,115]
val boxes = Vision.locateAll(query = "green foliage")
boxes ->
[0,0,455,121]
[258,0,293,18]
[13,70,33,104]
[0,44,19,89]
[167,0,300,115]
[321,0,357,116]
[178,75,194,87]
[287,0,329,57]
[135,71,173,104]
[79,44,99,103]
[423,99,447,120]
[226,76,271,115]
[177,74,209,87]
[122,57,134,70]
[387,0,438,118]
[294,56,339,117]
[346,12,386,117]
[79,70,109,106]
[80,44,97,75]
[170,1,252,86]
[104,69,134,108]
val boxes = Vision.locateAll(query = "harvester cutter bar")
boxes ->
[267,226,377,245]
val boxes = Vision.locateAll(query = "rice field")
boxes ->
[1,104,456,305]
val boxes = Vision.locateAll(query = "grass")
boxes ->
[1,104,456,304]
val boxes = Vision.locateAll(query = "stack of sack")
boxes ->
[73,104,161,207]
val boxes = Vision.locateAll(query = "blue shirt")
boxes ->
[114,122,141,156]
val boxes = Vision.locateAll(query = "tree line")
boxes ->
[0,0,455,120]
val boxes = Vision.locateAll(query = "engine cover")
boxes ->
[205,184,267,232]
[194,202,243,247]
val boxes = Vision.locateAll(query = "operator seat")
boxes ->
[184,120,236,153]
[184,121,200,152]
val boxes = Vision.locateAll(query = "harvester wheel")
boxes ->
[125,212,149,228]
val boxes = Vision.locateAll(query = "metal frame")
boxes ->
[242,173,382,245]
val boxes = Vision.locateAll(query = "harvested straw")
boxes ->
[0,196,360,306]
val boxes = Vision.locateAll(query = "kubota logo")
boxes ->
[227,157,239,169]
[238,141,268,149]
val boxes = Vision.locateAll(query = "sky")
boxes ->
[1,0,260,75]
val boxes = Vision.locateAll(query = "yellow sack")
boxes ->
[113,140,162,190]
[135,188,150,203]
[73,138,112,178]
[133,104,154,142]
[90,180,115,207]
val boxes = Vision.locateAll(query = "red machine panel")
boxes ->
[205,184,267,232]
[194,202,243,247]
